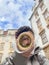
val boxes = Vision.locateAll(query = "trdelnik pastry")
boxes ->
[16,31,34,53]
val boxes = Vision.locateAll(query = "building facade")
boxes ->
[29,0,49,59]
[0,29,17,64]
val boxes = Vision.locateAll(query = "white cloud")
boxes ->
[0,17,6,22]
[4,24,13,30]
[0,0,34,30]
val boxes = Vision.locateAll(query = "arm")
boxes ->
[34,47,49,65]
[1,57,13,65]
[37,53,49,65]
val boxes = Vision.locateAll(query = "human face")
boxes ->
[16,31,35,55]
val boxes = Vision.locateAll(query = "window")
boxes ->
[40,30,48,44]
[43,9,49,19]
[40,2,45,11]
[10,42,13,51]
[0,42,4,51]
[39,0,42,3]
[43,9,49,27]
[34,11,39,19]
[36,19,43,31]
[36,19,42,26]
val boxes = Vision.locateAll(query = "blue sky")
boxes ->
[0,0,35,30]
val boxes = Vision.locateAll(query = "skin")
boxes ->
[16,31,35,58]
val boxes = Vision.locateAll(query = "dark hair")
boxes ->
[15,26,34,39]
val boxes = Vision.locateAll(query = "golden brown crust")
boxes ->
[17,31,34,51]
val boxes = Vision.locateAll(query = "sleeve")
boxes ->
[1,57,13,65]
[37,53,49,65]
